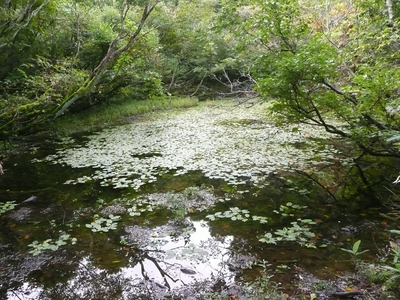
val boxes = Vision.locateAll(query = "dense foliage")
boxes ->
[221,0,400,202]
[0,0,239,137]
[1,1,400,297]
[1,0,400,200]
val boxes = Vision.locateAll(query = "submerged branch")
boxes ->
[143,252,181,289]
[295,170,338,202]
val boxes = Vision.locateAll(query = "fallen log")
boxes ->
[332,290,363,297]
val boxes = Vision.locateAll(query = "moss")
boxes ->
[18,101,43,111]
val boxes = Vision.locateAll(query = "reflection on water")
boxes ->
[1,101,397,299]
[6,220,238,300]
[8,283,42,300]
[121,221,235,288]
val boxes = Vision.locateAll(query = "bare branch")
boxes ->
[322,79,358,105]
[386,0,394,26]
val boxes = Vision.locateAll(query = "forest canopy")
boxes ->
[1,0,400,173]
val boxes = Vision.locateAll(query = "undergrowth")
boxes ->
[50,95,198,136]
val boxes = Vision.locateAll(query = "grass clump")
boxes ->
[338,236,400,299]
[50,96,198,136]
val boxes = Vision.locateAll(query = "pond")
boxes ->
[0,100,395,299]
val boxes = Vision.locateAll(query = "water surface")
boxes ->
[0,100,392,299]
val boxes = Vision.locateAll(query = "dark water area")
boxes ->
[0,144,396,300]
[1,103,400,299]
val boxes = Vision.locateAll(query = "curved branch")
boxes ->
[143,252,181,289]
[295,169,338,202]
[53,0,160,119]
[0,0,50,48]
[322,79,358,105]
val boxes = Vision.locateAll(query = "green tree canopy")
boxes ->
[221,0,400,201]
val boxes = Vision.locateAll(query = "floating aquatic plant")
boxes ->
[205,202,317,248]
[165,244,209,262]
[259,219,317,248]
[85,214,121,233]
[206,207,250,222]
[259,202,317,247]
[33,102,343,190]
[0,201,17,216]
[206,207,270,225]
[28,231,77,256]
[127,198,155,217]
[252,215,269,224]
[273,201,307,217]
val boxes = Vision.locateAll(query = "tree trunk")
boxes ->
[386,0,394,26]
[53,0,160,119]
[0,0,50,48]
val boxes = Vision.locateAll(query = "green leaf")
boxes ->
[205,214,215,221]
[352,240,361,253]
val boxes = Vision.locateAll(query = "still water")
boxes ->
[0,101,394,299]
